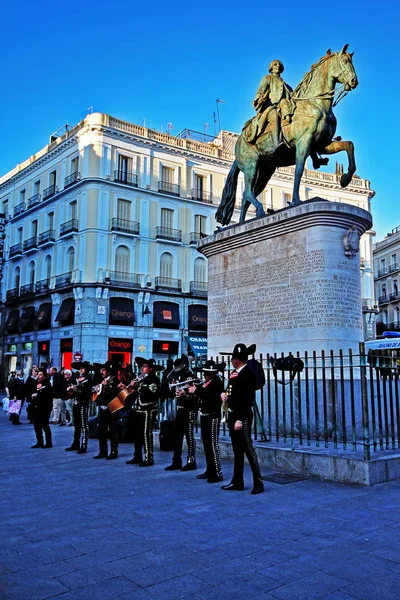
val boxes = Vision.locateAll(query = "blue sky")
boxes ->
[0,0,398,241]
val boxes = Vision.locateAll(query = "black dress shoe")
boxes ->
[208,475,223,483]
[126,457,143,465]
[77,448,87,454]
[181,462,197,471]
[196,472,209,479]
[106,453,118,460]
[65,446,79,451]
[251,483,264,495]
[139,459,154,467]
[31,443,44,449]
[221,482,244,491]
[165,463,182,471]
[43,443,53,448]
[93,454,107,459]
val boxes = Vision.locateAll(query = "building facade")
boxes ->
[373,226,400,335]
[0,113,375,378]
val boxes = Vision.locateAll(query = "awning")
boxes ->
[188,304,207,331]
[109,297,135,325]
[188,334,207,357]
[366,340,400,351]
[37,303,52,328]
[20,306,35,329]
[55,298,75,322]
[5,310,19,332]
[153,302,180,328]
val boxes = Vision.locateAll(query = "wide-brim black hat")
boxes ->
[220,343,256,361]
[135,356,164,372]
[71,361,92,370]
[203,360,226,373]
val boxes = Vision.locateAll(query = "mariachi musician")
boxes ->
[189,360,225,483]
[126,356,162,467]
[65,361,93,454]
[93,361,120,460]
[165,355,198,472]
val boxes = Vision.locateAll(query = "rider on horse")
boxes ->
[242,59,293,149]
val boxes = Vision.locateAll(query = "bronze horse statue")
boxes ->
[216,45,358,225]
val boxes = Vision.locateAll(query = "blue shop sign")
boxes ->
[188,334,207,357]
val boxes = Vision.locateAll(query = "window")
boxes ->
[194,257,206,283]
[67,247,75,274]
[50,170,57,187]
[20,189,26,203]
[160,252,173,280]
[394,281,398,295]
[44,255,52,282]
[284,192,292,205]
[161,166,174,184]
[17,227,23,243]
[14,266,21,290]
[29,261,35,286]
[194,215,206,235]
[118,155,131,176]
[382,284,387,298]
[383,310,388,325]
[194,174,205,198]
[71,156,79,173]
[161,208,173,230]
[32,220,38,238]
[395,307,400,326]
[3,199,8,216]
[115,245,130,277]
[70,201,77,219]
[34,180,40,195]
[48,212,54,230]
[117,199,131,221]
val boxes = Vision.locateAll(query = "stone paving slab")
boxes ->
[1,408,400,599]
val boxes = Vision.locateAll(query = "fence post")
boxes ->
[359,342,371,461]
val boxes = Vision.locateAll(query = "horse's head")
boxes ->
[332,44,358,91]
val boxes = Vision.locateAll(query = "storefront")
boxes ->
[21,342,33,379]
[38,340,50,369]
[109,297,134,326]
[108,338,133,368]
[60,338,73,369]
[4,343,18,377]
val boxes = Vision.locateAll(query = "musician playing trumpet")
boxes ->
[94,361,119,460]
[126,357,162,467]
[65,362,92,454]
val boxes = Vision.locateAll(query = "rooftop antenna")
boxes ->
[81,106,93,119]
[167,122,173,135]
[216,99,226,133]
[213,111,217,136]
[204,122,209,142]
[141,118,146,127]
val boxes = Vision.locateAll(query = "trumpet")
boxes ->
[168,378,202,391]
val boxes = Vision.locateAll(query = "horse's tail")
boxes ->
[215,160,240,225]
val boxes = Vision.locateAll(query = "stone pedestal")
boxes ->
[198,198,373,357]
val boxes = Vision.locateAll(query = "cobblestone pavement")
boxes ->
[1,407,400,600]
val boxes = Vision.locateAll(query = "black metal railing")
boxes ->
[9,243,23,257]
[27,193,41,208]
[38,229,56,245]
[103,271,142,288]
[158,180,180,196]
[60,219,79,236]
[111,218,140,235]
[155,226,182,242]
[64,172,81,188]
[35,279,51,294]
[389,292,400,301]
[13,202,26,216]
[389,263,399,273]
[23,236,37,251]
[189,231,206,245]
[155,276,182,291]
[191,188,213,203]
[378,267,388,278]
[190,280,207,296]
[20,283,35,297]
[55,272,73,287]
[378,295,389,305]
[43,184,59,200]
[6,288,19,301]
[114,170,138,187]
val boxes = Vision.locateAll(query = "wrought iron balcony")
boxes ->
[189,231,207,245]
[6,288,19,301]
[190,280,207,296]
[378,295,389,305]
[35,279,51,294]
[20,283,35,297]
[13,202,26,216]
[38,229,56,245]
[155,226,182,242]
[389,263,399,273]
[9,242,23,257]
[23,236,37,252]
[43,184,59,200]
[64,172,81,188]
[389,292,400,302]
[27,193,41,209]
[111,218,140,235]
[60,219,79,236]
[191,188,213,203]
[103,271,142,288]
[158,180,180,196]
[377,267,387,278]
[55,272,73,287]
[155,276,182,292]
[114,170,138,187]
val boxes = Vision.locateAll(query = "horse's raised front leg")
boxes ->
[291,137,312,206]
[241,161,265,222]
[319,140,356,187]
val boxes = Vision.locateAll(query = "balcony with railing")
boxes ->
[190,188,213,203]
[189,231,207,245]
[38,229,56,245]
[389,263,399,273]
[43,184,59,200]
[378,295,389,305]
[111,218,140,235]
[155,277,182,292]
[55,272,74,288]
[27,193,41,209]
[60,219,79,236]
[190,280,207,297]
[13,202,26,216]
[155,226,182,242]
[9,242,23,257]
[103,271,142,288]
[6,288,19,302]
[389,291,400,302]
[158,180,180,196]
[114,170,138,187]
[35,279,51,294]
[23,236,37,252]
[20,283,35,298]
[64,172,81,188]
[377,267,388,278]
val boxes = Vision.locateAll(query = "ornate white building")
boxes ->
[373,226,400,335]
[0,113,375,377]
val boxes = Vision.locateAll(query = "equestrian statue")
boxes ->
[215,45,358,226]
